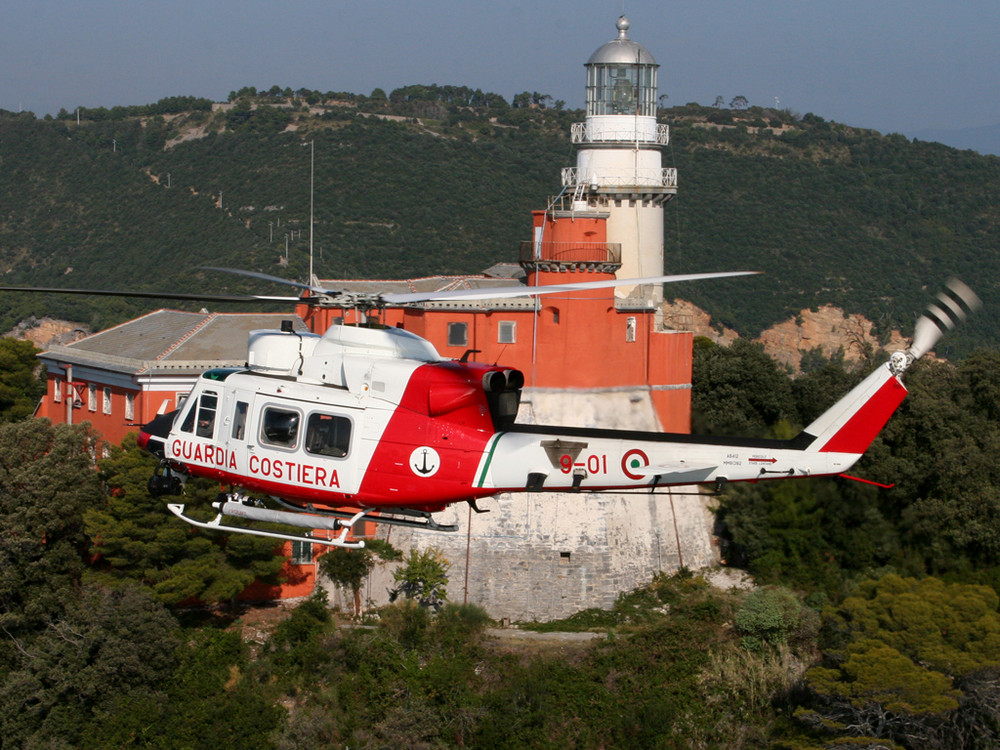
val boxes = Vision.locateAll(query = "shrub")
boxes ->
[735,586,811,652]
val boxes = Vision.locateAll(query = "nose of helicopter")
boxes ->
[137,410,177,457]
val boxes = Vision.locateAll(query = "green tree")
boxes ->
[85,627,282,749]
[0,419,99,642]
[318,538,400,617]
[0,338,45,422]
[389,547,451,610]
[734,585,816,652]
[799,574,1000,748]
[0,584,179,749]
[87,434,287,605]
[691,338,795,437]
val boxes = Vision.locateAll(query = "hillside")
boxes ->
[2,90,999,354]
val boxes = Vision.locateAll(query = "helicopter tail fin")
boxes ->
[799,363,907,455]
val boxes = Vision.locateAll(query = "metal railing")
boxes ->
[561,167,678,189]
[519,241,621,265]
[571,122,669,145]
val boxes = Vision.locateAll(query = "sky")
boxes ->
[2,0,999,142]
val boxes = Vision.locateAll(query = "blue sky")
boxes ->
[3,0,998,140]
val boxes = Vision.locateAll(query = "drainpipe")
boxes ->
[61,364,73,426]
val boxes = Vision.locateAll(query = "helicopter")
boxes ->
[127,271,976,550]
[2,270,979,550]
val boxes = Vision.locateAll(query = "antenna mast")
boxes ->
[309,140,315,285]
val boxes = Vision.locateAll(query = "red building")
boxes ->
[300,210,693,432]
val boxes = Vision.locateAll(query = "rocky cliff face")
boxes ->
[661,301,909,372]
[7,317,89,348]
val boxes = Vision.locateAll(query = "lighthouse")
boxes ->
[301,17,712,621]
[564,16,677,303]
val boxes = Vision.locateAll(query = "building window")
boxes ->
[260,407,301,449]
[447,322,468,347]
[498,321,516,344]
[125,393,135,421]
[88,384,97,412]
[290,540,313,565]
[103,387,112,414]
[626,316,637,343]
[54,380,62,403]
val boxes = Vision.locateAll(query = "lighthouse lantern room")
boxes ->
[564,16,677,302]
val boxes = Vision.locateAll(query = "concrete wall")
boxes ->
[322,389,719,622]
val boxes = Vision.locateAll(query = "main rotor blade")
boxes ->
[381,271,761,304]
[200,266,334,296]
[0,285,301,303]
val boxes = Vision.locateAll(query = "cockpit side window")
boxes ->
[260,407,300,449]
[305,413,352,458]
[180,391,218,438]
[195,393,218,438]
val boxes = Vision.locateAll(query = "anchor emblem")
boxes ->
[409,446,440,477]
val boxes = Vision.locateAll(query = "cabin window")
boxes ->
[260,407,301,449]
[305,413,352,458]
[103,387,112,414]
[88,384,97,412]
[231,401,248,440]
[290,540,313,565]
[125,393,135,421]
[498,321,516,344]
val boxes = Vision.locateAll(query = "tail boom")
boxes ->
[474,364,906,494]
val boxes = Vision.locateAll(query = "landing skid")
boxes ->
[167,501,366,549]
[167,493,460,550]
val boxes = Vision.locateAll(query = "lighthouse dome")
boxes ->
[586,16,657,67]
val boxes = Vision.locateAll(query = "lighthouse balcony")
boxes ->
[571,121,669,146]
[562,166,678,192]
[518,241,622,274]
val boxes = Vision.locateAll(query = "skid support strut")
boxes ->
[167,494,368,549]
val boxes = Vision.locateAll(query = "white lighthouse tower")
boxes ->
[564,16,677,302]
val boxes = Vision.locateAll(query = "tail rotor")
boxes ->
[891,278,980,374]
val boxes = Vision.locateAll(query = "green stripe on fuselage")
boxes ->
[475,433,505,488]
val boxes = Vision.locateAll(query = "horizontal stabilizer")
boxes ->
[631,460,718,476]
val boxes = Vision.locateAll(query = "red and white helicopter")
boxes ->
[129,271,978,550]
[2,270,978,550]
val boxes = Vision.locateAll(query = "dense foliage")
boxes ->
[3,87,1000,747]
[2,93,1000,353]
[708,343,1000,597]
[0,333,998,746]
[87,434,288,604]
